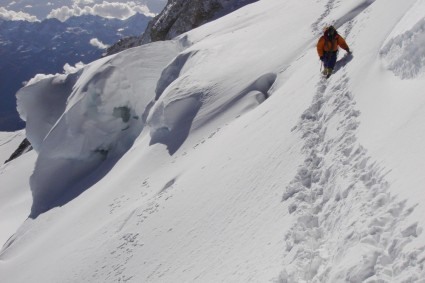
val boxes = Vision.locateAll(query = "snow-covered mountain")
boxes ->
[1,0,425,282]
[0,13,152,131]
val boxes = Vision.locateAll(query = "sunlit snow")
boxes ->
[1,0,425,282]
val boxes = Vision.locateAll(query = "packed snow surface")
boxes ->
[1,0,425,282]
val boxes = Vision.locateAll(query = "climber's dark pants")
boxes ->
[323,51,338,69]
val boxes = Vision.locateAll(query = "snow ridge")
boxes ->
[381,17,425,79]
[280,68,425,281]
[16,41,183,217]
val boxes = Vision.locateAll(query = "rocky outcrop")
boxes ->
[105,36,143,56]
[142,0,257,43]
[5,138,32,164]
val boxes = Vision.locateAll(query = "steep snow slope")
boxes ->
[1,0,425,282]
[0,131,33,246]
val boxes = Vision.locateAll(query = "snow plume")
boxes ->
[25,74,58,87]
[47,1,155,22]
[90,38,109,49]
[63,62,86,74]
[0,7,39,22]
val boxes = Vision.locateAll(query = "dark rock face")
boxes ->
[5,138,32,164]
[105,36,143,56]
[141,0,222,43]
[141,0,257,44]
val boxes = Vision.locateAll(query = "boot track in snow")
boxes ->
[279,68,425,282]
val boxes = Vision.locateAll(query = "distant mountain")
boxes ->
[0,13,151,131]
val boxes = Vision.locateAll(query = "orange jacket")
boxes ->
[316,35,349,57]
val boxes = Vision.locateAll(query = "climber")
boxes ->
[317,25,351,78]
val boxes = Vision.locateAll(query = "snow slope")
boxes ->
[0,131,33,247]
[1,0,425,282]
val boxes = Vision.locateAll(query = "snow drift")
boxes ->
[2,0,425,282]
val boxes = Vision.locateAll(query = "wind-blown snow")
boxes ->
[1,0,425,282]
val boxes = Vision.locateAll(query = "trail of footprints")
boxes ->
[281,73,425,282]
[311,0,339,34]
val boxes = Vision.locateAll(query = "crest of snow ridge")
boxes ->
[380,2,425,79]
[17,41,183,217]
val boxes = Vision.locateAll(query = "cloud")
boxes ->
[73,0,95,5]
[46,6,79,22]
[0,7,39,22]
[47,1,155,22]
[90,38,109,49]
[63,62,86,74]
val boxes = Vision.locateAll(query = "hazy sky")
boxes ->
[0,0,167,21]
